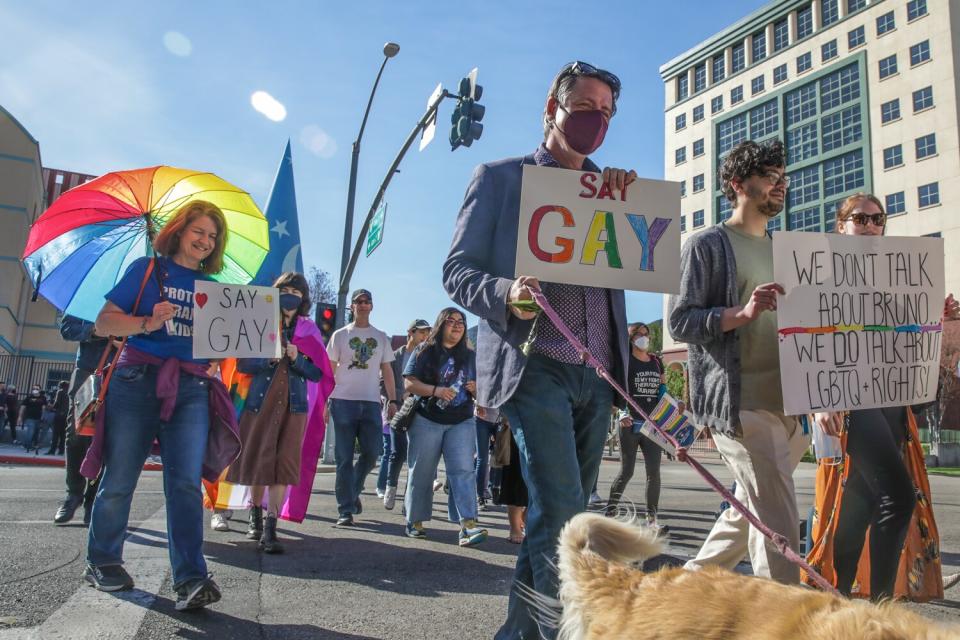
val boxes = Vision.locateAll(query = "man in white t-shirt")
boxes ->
[326,289,397,527]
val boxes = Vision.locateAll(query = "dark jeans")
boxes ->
[49,414,67,453]
[475,417,498,499]
[376,431,392,493]
[386,428,408,488]
[66,368,98,504]
[330,399,382,516]
[495,354,613,640]
[833,407,916,600]
[607,424,662,516]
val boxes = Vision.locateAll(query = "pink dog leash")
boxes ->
[529,290,839,595]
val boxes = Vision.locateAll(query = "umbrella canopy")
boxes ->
[22,166,270,322]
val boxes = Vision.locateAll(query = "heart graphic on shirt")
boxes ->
[195,293,208,308]
[268,333,276,342]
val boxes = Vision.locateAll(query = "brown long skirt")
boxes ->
[226,361,306,486]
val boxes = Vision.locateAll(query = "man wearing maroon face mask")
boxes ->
[444,61,636,640]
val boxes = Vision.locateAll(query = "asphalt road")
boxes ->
[0,454,957,639]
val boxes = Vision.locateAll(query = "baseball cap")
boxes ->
[408,319,430,331]
[351,289,373,303]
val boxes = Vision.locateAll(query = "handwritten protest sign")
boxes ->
[638,394,703,455]
[774,232,944,415]
[192,281,281,359]
[515,165,681,293]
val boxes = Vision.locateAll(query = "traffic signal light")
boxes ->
[450,68,485,150]
[316,303,336,343]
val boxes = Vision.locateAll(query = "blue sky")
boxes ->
[1,0,766,336]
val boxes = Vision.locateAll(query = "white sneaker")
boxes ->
[376,488,385,499]
[383,486,397,510]
[210,513,229,532]
[588,491,603,505]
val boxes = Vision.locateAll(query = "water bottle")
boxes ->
[436,376,463,410]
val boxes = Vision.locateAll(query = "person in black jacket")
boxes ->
[4,386,18,442]
[54,315,114,525]
[46,380,70,455]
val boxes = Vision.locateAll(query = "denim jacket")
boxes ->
[240,350,322,415]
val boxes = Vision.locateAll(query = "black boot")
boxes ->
[260,515,283,554]
[54,495,83,524]
[247,506,263,540]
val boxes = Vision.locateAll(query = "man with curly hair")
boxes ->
[669,139,811,584]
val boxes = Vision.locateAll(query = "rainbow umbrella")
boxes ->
[22,166,270,322]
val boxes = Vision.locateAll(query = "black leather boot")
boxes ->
[247,506,263,540]
[260,515,283,554]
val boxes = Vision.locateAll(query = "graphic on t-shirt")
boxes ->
[348,337,378,369]
[438,358,469,407]
[163,284,194,336]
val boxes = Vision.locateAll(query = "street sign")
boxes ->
[366,201,387,257]
[419,83,442,151]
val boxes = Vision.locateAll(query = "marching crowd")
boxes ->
[12,58,960,637]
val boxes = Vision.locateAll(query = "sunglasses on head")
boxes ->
[845,212,886,227]
[560,61,621,100]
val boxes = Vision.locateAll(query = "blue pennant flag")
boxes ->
[254,139,304,285]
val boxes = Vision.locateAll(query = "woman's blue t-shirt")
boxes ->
[106,256,211,363]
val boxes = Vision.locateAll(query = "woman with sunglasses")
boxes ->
[810,192,959,601]
[401,307,487,546]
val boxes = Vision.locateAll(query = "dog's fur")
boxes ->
[556,512,960,639]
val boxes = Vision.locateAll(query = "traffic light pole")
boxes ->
[335,89,453,316]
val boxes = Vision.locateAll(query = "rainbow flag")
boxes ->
[639,394,702,455]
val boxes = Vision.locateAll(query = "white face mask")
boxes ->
[633,336,650,350]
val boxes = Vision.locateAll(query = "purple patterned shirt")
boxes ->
[528,145,614,371]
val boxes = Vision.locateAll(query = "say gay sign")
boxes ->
[514,165,680,293]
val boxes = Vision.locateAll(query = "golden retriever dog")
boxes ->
[555,512,960,639]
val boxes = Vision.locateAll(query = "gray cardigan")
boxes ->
[667,225,744,438]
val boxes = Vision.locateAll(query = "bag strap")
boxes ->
[95,258,157,402]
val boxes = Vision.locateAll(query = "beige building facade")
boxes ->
[660,0,959,358]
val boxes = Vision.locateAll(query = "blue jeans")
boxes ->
[376,431,392,493]
[87,364,210,590]
[23,418,43,448]
[494,355,613,640]
[386,428,408,488]
[405,413,478,524]
[475,417,498,499]
[330,399,382,516]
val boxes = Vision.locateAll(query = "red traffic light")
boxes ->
[322,308,334,320]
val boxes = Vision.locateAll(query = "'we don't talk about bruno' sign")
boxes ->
[774,232,944,415]
[514,165,681,294]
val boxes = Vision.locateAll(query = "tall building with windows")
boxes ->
[660,0,960,359]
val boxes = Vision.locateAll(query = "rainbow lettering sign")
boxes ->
[773,232,945,415]
[638,394,703,455]
[515,165,681,293]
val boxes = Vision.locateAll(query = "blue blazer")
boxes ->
[443,153,629,410]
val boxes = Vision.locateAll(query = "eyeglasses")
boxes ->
[353,298,372,305]
[444,318,466,328]
[559,61,621,101]
[762,171,791,187]
[845,212,886,227]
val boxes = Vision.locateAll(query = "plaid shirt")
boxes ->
[528,145,614,372]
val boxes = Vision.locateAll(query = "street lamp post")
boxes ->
[336,41,400,329]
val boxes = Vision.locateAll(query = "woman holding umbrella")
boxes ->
[83,199,240,611]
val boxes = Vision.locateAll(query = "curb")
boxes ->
[0,454,163,471]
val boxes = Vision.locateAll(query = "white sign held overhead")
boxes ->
[192,280,282,359]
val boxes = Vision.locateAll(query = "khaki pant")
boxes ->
[686,410,811,583]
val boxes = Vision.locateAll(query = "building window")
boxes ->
[693,139,705,157]
[787,122,819,164]
[918,182,940,208]
[788,166,820,207]
[773,64,788,85]
[912,86,934,112]
[886,192,905,216]
[848,26,865,49]
[788,206,822,232]
[786,84,817,125]
[680,215,686,233]
[820,64,861,111]
[878,54,898,79]
[711,95,723,114]
[821,0,839,27]
[773,18,790,52]
[847,0,866,13]
[876,11,896,35]
[821,105,862,152]
[712,52,726,84]
[823,150,865,197]
[751,75,765,95]
[693,209,705,228]
[797,4,814,40]
[693,174,705,192]
[717,197,733,223]
[717,113,748,155]
[694,63,707,92]
[915,133,937,159]
[910,41,931,66]
[752,30,767,63]
[796,52,812,74]
[821,40,838,62]
[680,180,686,197]
[750,99,779,140]
[675,147,686,165]
[880,98,900,123]
[693,104,704,123]
[732,42,746,73]
[907,0,927,21]
[883,144,903,169]
[767,216,783,232]
[677,74,689,101]
[731,85,744,105]
[675,113,687,131]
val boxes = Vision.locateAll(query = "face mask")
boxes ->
[556,106,608,155]
[31,390,40,396]
[279,293,301,311]
[633,336,650,351]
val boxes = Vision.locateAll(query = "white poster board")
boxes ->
[192,281,282,359]
[514,165,681,293]
[773,231,944,415]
